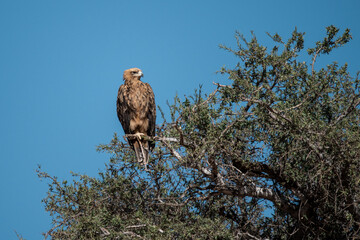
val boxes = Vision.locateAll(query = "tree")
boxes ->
[38,26,360,239]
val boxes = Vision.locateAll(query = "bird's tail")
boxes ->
[133,140,150,167]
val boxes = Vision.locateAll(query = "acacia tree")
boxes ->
[38,26,360,239]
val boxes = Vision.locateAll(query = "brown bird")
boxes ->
[117,68,156,165]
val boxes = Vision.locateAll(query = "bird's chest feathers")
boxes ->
[123,81,151,132]
[125,81,150,114]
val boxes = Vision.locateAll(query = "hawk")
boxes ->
[116,68,156,165]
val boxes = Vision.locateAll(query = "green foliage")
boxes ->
[37,161,232,239]
[39,26,360,239]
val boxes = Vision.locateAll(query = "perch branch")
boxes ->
[124,134,179,142]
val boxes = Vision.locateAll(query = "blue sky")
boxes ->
[0,0,359,239]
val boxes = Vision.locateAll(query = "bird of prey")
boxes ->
[116,68,156,165]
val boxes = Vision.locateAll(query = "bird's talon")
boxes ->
[134,132,145,140]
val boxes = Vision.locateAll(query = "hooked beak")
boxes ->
[134,71,143,77]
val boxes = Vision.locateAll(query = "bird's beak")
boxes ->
[134,71,143,77]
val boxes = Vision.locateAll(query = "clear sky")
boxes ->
[0,0,359,239]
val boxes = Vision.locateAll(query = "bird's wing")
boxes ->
[144,83,156,151]
[117,84,132,134]
[145,83,156,137]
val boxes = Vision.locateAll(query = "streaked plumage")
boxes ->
[117,68,156,165]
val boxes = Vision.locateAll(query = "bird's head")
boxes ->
[123,68,144,81]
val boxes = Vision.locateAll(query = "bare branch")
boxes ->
[124,134,179,143]
[213,81,231,88]
[192,87,219,112]
[159,139,183,162]
[100,227,110,236]
[43,218,68,240]
[217,185,298,219]
[122,231,147,240]
[312,47,322,76]
[126,224,147,229]
[332,97,360,126]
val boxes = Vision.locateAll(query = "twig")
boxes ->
[122,231,147,240]
[238,232,264,240]
[43,218,67,240]
[100,227,110,236]
[15,231,25,240]
[213,81,231,88]
[332,97,360,126]
[312,47,322,76]
[173,123,188,147]
[126,224,147,229]
[153,201,185,207]
[191,87,219,112]
[283,81,325,112]
[160,139,183,162]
